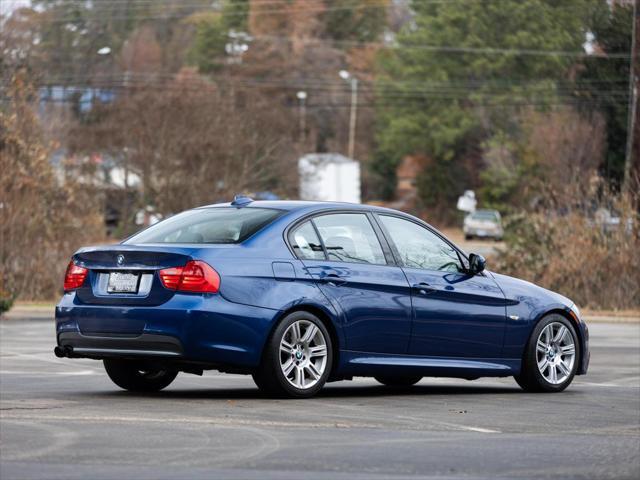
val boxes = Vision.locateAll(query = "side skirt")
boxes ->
[336,350,520,378]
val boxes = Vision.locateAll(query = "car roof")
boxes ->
[197,200,403,215]
[193,200,469,258]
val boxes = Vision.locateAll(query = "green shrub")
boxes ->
[0,294,14,315]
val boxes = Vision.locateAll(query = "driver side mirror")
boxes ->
[469,253,486,275]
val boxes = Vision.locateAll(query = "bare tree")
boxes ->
[69,71,299,219]
[523,107,606,204]
[1,71,104,301]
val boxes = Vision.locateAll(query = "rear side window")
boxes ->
[290,221,325,260]
[313,214,386,265]
[124,208,283,244]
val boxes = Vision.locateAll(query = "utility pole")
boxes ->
[623,0,638,193]
[348,77,358,160]
[339,70,358,159]
[297,91,307,140]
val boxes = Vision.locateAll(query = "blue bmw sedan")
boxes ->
[55,197,589,397]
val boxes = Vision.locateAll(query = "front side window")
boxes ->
[380,215,462,272]
[313,214,386,265]
[290,221,325,260]
[124,208,283,244]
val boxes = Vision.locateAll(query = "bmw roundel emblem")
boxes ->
[116,254,125,266]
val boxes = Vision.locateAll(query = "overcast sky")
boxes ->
[1,0,31,16]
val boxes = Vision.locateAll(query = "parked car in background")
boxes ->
[55,197,588,398]
[464,209,503,240]
[592,207,634,234]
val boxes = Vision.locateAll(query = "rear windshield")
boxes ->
[124,208,283,244]
[471,211,499,221]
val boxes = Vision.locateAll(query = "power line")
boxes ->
[31,72,632,95]
[251,35,631,59]
[29,78,630,105]
[3,1,631,59]
[15,95,631,110]
[24,64,632,84]
[0,0,529,7]
[4,27,630,59]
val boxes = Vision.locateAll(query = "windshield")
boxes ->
[124,207,283,244]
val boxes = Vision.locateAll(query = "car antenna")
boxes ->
[231,195,254,207]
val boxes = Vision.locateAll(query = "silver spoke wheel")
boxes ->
[536,322,576,385]
[280,320,328,390]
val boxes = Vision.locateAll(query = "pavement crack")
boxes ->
[0,406,63,411]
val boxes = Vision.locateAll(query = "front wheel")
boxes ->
[103,359,178,392]
[253,311,332,398]
[515,314,579,393]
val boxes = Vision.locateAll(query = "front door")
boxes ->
[289,213,412,354]
[376,214,507,358]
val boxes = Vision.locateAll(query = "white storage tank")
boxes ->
[298,153,361,204]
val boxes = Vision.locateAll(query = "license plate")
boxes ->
[107,272,140,293]
[477,229,487,236]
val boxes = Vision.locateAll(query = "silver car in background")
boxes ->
[464,209,503,240]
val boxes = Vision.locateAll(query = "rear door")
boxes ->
[375,214,507,358]
[289,212,412,354]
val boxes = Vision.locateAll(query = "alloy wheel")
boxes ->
[536,321,576,384]
[279,320,328,389]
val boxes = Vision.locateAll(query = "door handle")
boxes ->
[319,273,347,286]
[412,282,437,295]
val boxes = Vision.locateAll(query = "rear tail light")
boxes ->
[64,260,88,291]
[159,260,220,293]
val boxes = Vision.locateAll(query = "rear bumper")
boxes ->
[55,292,281,369]
[57,331,183,358]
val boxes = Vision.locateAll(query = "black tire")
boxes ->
[103,359,178,392]
[514,313,580,393]
[253,311,333,398]
[375,375,422,387]
[465,234,472,240]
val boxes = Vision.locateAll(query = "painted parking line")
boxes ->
[0,370,96,376]
[0,412,380,430]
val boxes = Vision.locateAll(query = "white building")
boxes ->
[298,153,361,204]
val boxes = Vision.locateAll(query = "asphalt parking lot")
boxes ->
[1,318,638,480]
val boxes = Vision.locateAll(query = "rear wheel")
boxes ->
[514,314,579,393]
[375,375,422,387]
[253,311,332,398]
[103,359,178,392]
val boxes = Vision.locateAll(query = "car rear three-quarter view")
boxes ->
[55,196,589,398]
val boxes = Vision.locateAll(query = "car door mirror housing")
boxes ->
[469,253,486,275]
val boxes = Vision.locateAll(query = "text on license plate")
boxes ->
[107,272,140,293]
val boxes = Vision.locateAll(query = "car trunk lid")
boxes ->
[72,245,198,308]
